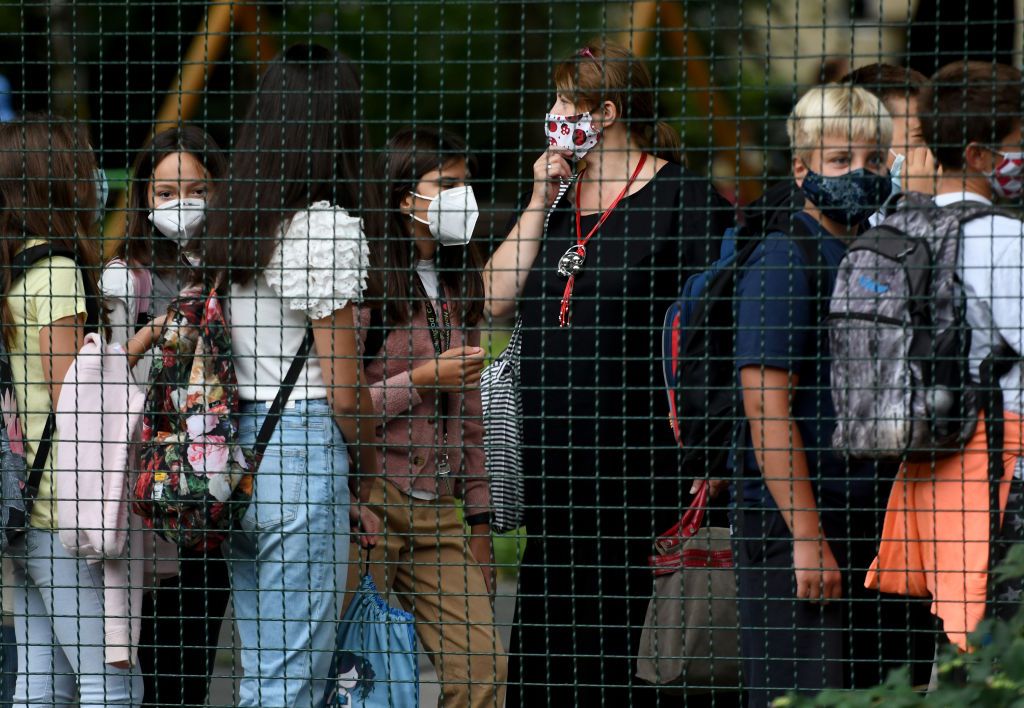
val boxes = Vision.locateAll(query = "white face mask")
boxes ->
[410,185,479,246]
[148,198,206,245]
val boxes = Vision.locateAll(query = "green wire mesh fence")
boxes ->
[0,1,1022,706]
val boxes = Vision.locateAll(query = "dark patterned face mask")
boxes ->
[801,166,893,226]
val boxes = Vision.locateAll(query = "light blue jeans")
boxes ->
[9,529,141,707]
[227,398,350,708]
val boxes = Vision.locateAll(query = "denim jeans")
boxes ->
[227,398,351,708]
[9,530,141,707]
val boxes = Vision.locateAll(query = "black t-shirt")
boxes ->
[516,160,733,457]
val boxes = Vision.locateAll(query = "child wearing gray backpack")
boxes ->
[845,61,1024,653]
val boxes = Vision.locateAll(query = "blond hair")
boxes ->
[787,84,893,159]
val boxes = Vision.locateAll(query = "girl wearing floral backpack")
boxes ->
[107,125,231,708]
[201,44,383,707]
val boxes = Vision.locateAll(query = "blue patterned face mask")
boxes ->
[801,166,893,226]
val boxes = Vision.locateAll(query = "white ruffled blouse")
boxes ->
[231,201,370,401]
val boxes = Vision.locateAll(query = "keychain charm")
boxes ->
[435,453,452,477]
[557,245,586,279]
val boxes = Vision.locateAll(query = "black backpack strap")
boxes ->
[252,323,315,462]
[10,245,101,331]
[7,246,101,518]
[20,412,56,522]
[768,211,829,305]
[982,346,1019,618]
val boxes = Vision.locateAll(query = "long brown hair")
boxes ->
[203,43,384,296]
[0,116,106,345]
[553,42,681,163]
[380,127,484,326]
[120,125,227,272]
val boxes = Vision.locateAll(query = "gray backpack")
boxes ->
[829,192,1011,461]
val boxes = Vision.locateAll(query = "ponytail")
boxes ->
[633,120,682,164]
[651,120,682,164]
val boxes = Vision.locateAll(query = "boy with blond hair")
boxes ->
[733,84,918,705]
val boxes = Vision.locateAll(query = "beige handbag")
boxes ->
[636,481,741,693]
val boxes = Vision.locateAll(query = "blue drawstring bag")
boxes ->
[323,574,419,708]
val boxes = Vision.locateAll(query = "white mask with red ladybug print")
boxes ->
[545,112,602,160]
[987,150,1024,200]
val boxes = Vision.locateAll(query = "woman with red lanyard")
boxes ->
[485,43,732,703]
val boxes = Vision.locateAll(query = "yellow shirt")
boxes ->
[6,241,86,529]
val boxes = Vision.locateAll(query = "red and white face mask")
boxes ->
[544,112,602,160]
[988,150,1024,200]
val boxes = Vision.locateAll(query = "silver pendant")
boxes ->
[557,246,586,279]
[435,454,452,477]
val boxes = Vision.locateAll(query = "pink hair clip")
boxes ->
[577,47,596,59]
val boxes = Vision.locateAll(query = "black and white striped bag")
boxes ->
[480,319,524,533]
[479,179,571,533]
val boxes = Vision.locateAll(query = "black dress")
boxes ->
[507,160,733,705]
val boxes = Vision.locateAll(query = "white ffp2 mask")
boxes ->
[411,185,479,246]
[148,198,206,245]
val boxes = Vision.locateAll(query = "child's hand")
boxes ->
[689,479,730,498]
[793,538,842,604]
[902,146,938,194]
[125,313,172,368]
[411,346,486,393]
[350,504,381,549]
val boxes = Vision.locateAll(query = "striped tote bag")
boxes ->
[479,319,524,533]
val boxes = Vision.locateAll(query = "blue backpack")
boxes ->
[661,190,817,475]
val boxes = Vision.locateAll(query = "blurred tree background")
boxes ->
[0,0,1017,217]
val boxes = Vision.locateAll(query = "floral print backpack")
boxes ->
[132,287,312,551]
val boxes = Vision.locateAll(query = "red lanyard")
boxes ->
[558,152,648,327]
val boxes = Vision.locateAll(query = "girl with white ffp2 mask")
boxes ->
[104,125,231,708]
[351,127,505,708]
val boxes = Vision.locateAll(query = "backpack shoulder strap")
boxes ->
[253,324,315,462]
[923,198,1017,227]
[762,212,829,302]
[9,245,101,331]
[6,246,98,516]
[131,267,154,328]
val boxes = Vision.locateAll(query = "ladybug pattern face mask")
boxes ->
[544,112,602,160]
[987,149,1024,200]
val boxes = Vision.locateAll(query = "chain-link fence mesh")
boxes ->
[0,1,1022,706]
